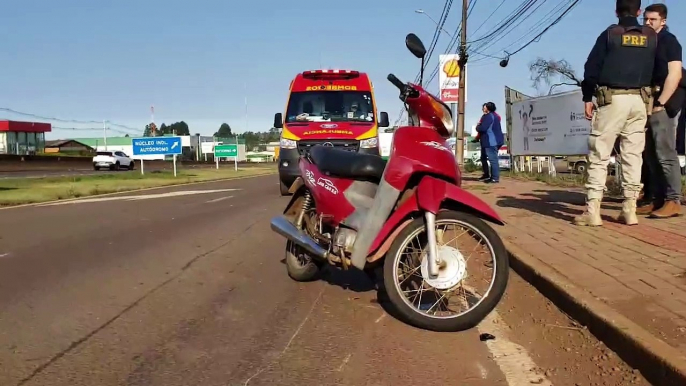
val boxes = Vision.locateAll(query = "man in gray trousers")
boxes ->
[637,3,684,218]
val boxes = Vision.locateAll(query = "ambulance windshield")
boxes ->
[285,91,375,123]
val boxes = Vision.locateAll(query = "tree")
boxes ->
[170,121,190,136]
[215,123,233,137]
[529,57,582,95]
[125,134,129,137]
[143,123,159,137]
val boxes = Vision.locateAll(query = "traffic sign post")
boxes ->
[132,136,183,176]
[214,144,238,171]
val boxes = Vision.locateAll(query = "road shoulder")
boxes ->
[465,176,686,386]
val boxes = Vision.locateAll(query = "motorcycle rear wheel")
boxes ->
[285,240,322,282]
[382,210,509,332]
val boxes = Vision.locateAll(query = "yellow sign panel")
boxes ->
[305,85,358,91]
[443,59,460,77]
[621,34,648,47]
[303,129,354,136]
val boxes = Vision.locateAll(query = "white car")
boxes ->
[92,151,135,171]
[498,154,511,170]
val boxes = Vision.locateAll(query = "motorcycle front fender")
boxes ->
[416,176,505,225]
[366,175,504,258]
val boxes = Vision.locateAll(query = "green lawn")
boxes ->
[0,167,275,206]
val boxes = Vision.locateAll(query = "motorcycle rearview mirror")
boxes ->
[405,33,426,59]
[405,33,426,86]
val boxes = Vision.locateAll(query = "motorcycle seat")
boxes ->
[309,145,386,183]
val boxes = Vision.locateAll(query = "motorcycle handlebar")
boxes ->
[387,74,406,91]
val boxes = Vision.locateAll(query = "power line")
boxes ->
[469,0,508,38]
[425,0,477,91]
[422,0,455,78]
[469,0,570,62]
[51,126,133,136]
[395,0,467,125]
[469,0,581,65]
[467,0,540,44]
[505,0,581,56]
[412,0,455,86]
[470,0,550,55]
[0,107,141,134]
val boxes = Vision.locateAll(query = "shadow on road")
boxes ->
[321,266,376,293]
[496,189,623,224]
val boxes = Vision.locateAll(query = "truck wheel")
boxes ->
[280,180,291,196]
[574,161,587,175]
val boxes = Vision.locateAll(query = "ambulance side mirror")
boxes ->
[378,112,389,127]
[273,113,283,129]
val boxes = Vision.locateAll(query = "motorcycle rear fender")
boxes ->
[366,175,504,256]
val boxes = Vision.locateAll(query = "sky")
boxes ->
[0,0,683,140]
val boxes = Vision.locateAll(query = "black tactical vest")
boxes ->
[598,24,657,89]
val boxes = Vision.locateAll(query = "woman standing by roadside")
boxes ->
[475,102,504,183]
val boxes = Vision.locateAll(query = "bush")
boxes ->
[463,159,481,173]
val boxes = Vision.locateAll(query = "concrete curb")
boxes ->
[0,171,276,211]
[506,241,686,386]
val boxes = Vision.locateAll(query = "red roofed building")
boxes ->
[0,120,52,154]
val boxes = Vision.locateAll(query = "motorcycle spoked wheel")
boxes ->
[382,210,509,332]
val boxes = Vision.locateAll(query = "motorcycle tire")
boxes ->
[285,240,321,282]
[382,210,509,332]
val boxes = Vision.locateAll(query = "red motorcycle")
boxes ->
[271,33,509,332]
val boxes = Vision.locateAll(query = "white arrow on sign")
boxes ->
[171,142,179,150]
[38,189,241,206]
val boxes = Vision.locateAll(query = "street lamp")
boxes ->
[414,9,454,38]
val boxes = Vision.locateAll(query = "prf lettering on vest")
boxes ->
[621,34,648,47]
[305,85,358,91]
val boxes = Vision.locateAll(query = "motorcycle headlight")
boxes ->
[280,138,297,149]
[360,137,378,148]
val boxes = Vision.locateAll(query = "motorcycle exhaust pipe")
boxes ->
[270,216,328,260]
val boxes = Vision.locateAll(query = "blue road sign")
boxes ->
[132,136,183,156]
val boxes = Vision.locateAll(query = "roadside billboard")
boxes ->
[510,90,589,156]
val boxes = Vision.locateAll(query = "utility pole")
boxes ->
[455,0,470,166]
[151,105,156,137]
[103,120,108,151]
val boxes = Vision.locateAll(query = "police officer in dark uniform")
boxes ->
[575,0,657,227]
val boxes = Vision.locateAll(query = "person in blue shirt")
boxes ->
[475,102,505,183]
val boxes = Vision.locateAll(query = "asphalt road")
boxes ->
[0,175,648,385]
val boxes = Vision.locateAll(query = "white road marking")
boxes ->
[336,354,352,372]
[0,253,9,258]
[477,362,489,379]
[478,310,552,385]
[375,313,386,323]
[38,189,241,206]
[205,196,233,204]
[243,288,325,385]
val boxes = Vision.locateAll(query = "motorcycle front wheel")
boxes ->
[382,210,509,332]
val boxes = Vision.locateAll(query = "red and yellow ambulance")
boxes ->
[273,69,389,195]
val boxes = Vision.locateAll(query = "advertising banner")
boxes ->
[510,90,590,156]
